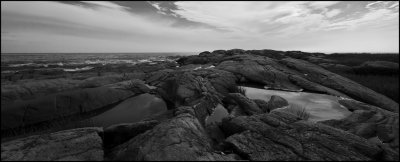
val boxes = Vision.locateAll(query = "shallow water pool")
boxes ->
[86,93,167,128]
[242,86,352,122]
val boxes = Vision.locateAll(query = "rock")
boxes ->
[103,79,150,94]
[288,75,349,97]
[1,78,82,104]
[253,99,269,113]
[319,102,399,152]
[144,69,175,86]
[280,58,399,112]
[189,69,238,95]
[102,120,159,149]
[226,130,301,161]
[228,93,263,115]
[355,61,399,71]
[107,112,225,161]
[223,114,383,160]
[216,57,302,91]
[1,87,134,131]
[266,95,289,111]
[78,74,128,88]
[1,127,103,161]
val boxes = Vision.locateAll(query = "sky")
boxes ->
[1,1,399,53]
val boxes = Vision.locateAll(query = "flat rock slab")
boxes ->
[1,127,104,161]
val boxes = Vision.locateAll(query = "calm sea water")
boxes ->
[1,52,195,72]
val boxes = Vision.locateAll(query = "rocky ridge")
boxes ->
[1,49,398,161]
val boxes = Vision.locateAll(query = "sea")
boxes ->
[1,52,195,73]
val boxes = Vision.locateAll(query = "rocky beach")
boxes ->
[1,49,398,161]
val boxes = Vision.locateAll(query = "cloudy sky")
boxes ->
[1,1,399,53]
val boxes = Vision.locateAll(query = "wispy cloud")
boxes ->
[1,1,398,53]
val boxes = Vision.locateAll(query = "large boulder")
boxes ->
[228,93,263,115]
[280,58,399,112]
[216,56,303,91]
[1,87,134,131]
[266,95,289,111]
[222,113,386,161]
[322,99,399,152]
[253,99,269,113]
[107,110,239,161]
[102,120,159,149]
[1,127,103,161]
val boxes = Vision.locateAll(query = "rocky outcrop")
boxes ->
[321,99,399,152]
[228,93,263,115]
[103,79,150,94]
[253,99,269,113]
[1,87,134,131]
[102,120,159,149]
[356,61,399,70]
[1,78,81,104]
[280,58,399,112]
[1,127,103,161]
[107,109,239,161]
[266,95,289,111]
[216,56,303,91]
[221,113,390,161]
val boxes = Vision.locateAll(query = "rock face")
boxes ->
[2,49,399,161]
[1,127,103,161]
[266,95,289,111]
[221,113,389,161]
[280,58,399,112]
[321,99,399,152]
[253,99,269,113]
[1,87,134,131]
[1,78,81,104]
[228,93,263,115]
[103,79,150,94]
[107,110,238,161]
[102,120,159,149]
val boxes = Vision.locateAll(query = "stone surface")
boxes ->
[1,127,103,161]
[321,99,399,152]
[107,111,234,161]
[253,99,269,113]
[103,79,150,94]
[266,95,289,111]
[228,93,263,115]
[222,113,384,161]
[1,87,134,131]
[280,58,399,112]
[102,120,159,149]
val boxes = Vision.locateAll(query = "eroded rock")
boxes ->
[1,127,103,161]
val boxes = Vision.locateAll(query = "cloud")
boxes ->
[80,1,128,9]
[1,1,398,53]
[325,9,341,18]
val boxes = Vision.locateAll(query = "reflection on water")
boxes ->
[205,104,229,125]
[86,93,167,128]
[242,86,351,122]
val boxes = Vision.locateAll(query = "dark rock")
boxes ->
[1,87,134,131]
[102,120,159,149]
[1,78,82,104]
[108,112,234,161]
[267,95,289,111]
[253,99,269,113]
[103,79,150,94]
[228,93,263,115]
[280,58,399,112]
[216,57,302,91]
[1,127,103,161]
